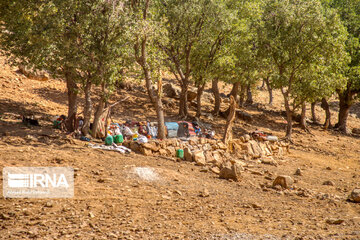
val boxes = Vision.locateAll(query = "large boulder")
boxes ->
[193,151,206,166]
[204,151,214,163]
[273,175,294,189]
[203,92,215,104]
[184,147,193,162]
[142,142,159,152]
[348,188,360,203]
[211,151,223,167]
[219,162,243,181]
[249,140,263,158]
[236,110,252,122]
[140,147,152,156]
[187,90,197,102]
[352,128,360,135]
[18,65,49,81]
[163,83,180,98]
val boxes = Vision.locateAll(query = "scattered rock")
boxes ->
[163,83,180,98]
[203,92,215,104]
[184,147,193,162]
[260,157,278,166]
[142,143,159,152]
[44,202,53,208]
[294,168,302,176]
[348,188,360,203]
[273,175,294,189]
[0,213,10,220]
[215,143,226,151]
[249,140,263,158]
[249,170,263,176]
[244,134,251,142]
[211,166,220,174]
[18,65,49,81]
[204,151,214,163]
[161,195,171,200]
[236,110,252,122]
[89,212,95,218]
[251,203,262,210]
[265,176,273,181]
[352,128,360,134]
[326,166,332,170]
[159,148,167,156]
[107,233,118,238]
[273,185,282,191]
[219,162,243,181]
[25,135,38,141]
[97,178,105,183]
[211,151,223,167]
[187,90,197,102]
[193,151,206,166]
[326,218,344,225]
[140,147,152,156]
[323,180,335,186]
[23,210,31,216]
[199,189,210,197]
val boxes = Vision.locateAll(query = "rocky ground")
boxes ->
[1,55,360,239]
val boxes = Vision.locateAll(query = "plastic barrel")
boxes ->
[176,149,184,159]
[114,135,124,143]
[105,135,114,145]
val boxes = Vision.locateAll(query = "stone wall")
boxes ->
[123,135,289,167]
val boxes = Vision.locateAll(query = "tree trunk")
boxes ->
[223,82,240,118]
[153,76,166,139]
[154,98,166,139]
[260,79,265,90]
[141,59,166,139]
[282,92,293,140]
[223,95,236,147]
[239,84,246,107]
[264,77,273,105]
[132,0,166,139]
[300,102,307,129]
[64,73,78,132]
[285,108,293,139]
[320,98,331,129]
[179,80,189,117]
[145,73,156,104]
[91,83,106,138]
[143,72,166,139]
[82,80,92,136]
[311,101,317,124]
[212,78,220,116]
[337,92,352,133]
[245,84,253,105]
[196,82,206,117]
[229,82,240,99]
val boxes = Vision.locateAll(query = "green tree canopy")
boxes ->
[259,0,348,139]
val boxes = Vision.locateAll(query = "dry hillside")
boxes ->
[1,55,360,240]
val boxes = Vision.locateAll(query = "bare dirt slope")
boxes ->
[1,55,360,239]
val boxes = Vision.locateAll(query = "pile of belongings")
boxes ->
[52,115,67,129]
[165,121,214,139]
[22,115,40,127]
[88,143,131,154]
[251,130,278,142]
[105,120,215,143]
[105,121,156,144]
